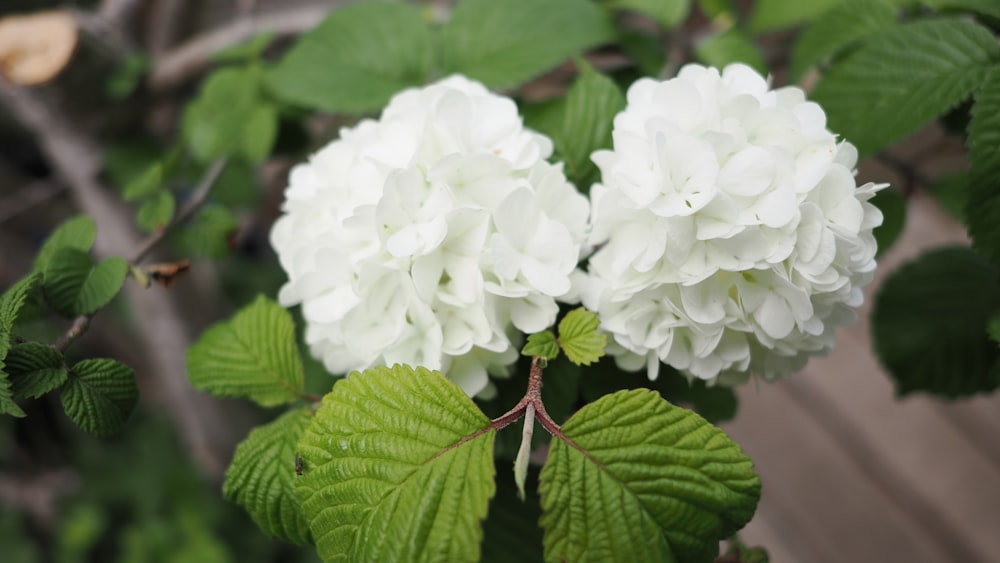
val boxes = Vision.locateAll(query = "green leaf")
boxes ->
[136,190,176,233]
[0,273,42,360]
[266,2,433,113]
[811,18,1000,156]
[5,342,67,400]
[925,0,1000,20]
[440,0,615,89]
[539,389,761,562]
[212,31,276,63]
[43,249,128,317]
[0,377,24,417]
[966,69,1000,265]
[694,27,767,75]
[223,407,312,545]
[749,0,845,31]
[175,204,237,258]
[297,365,495,561]
[210,161,261,208]
[33,216,97,272]
[612,0,692,29]
[186,295,304,407]
[617,29,667,77]
[556,63,626,190]
[123,162,163,202]
[789,0,897,81]
[872,247,1000,397]
[873,188,906,258]
[523,330,560,360]
[558,308,606,366]
[183,67,262,162]
[61,358,138,435]
[242,104,278,163]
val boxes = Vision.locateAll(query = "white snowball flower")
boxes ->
[583,63,886,385]
[270,75,590,397]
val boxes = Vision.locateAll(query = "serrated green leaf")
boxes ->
[523,331,560,360]
[540,389,761,562]
[694,27,767,75]
[749,0,844,31]
[873,246,1000,397]
[558,308,606,366]
[43,249,128,317]
[123,162,163,202]
[0,376,25,417]
[176,204,238,258]
[33,216,97,272]
[136,190,176,233]
[5,342,67,401]
[789,0,897,81]
[1,273,42,361]
[557,63,625,190]
[440,0,615,89]
[966,68,1000,265]
[224,407,312,545]
[187,295,304,406]
[61,358,138,435]
[811,18,1000,156]
[612,0,692,29]
[242,104,278,163]
[297,365,495,562]
[873,188,906,258]
[925,0,1000,19]
[265,2,433,113]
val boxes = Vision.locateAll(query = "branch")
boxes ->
[148,5,330,91]
[50,158,227,353]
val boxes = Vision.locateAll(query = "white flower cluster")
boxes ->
[270,75,589,397]
[582,63,885,384]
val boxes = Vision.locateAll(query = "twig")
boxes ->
[131,158,228,263]
[50,158,227,353]
[148,5,330,91]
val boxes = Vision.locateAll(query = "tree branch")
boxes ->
[148,4,330,91]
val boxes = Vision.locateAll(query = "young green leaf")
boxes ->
[43,249,128,317]
[0,272,42,360]
[183,67,263,162]
[175,204,238,258]
[612,0,692,29]
[242,104,278,164]
[558,308,606,366]
[694,27,767,75]
[33,216,97,272]
[5,342,67,401]
[123,162,163,202]
[265,2,433,113]
[186,295,305,406]
[523,330,560,360]
[224,407,312,545]
[749,0,844,31]
[439,0,614,89]
[965,69,1000,266]
[872,246,1000,397]
[297,365,495,562]
[135,190,176,233]
[811,18,1000,156]
[61,358,138,435]
[556,63,625,190]
[789,0,897,81]
[539,389,761,563]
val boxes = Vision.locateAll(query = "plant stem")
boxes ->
[489,356,562,434]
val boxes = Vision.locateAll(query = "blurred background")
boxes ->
[1,0,998,561]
